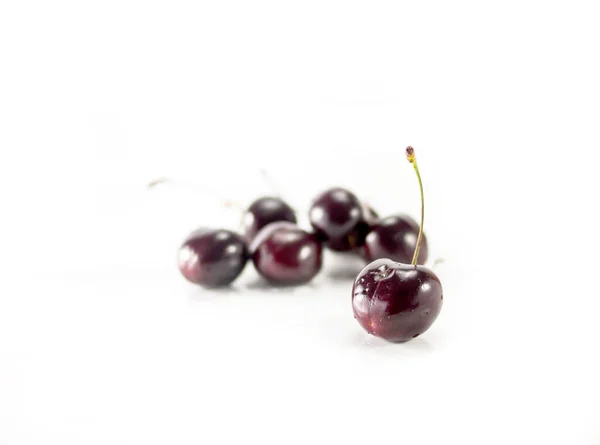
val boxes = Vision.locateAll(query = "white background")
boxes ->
[1,1,599,444]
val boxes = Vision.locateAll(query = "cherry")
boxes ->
[250,222,322,285]
[178,229,248,287]
[352,146,443,342]
[309,187,370,252]
[363,214,428,264]
[242,197,297,242]
[352,260,442,341]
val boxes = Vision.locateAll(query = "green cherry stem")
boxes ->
[406,146,424,266]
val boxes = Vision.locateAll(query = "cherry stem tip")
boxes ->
[406,146,415,163]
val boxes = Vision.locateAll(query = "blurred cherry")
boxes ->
[178,229,248,287]
[363,214,428,264]
[243,197,296,242]
[309,187,370,251]
[250,222,322,285]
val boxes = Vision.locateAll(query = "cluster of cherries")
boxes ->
[178,147,443,342]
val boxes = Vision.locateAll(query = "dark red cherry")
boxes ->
[309,187,370,251]
[250,222,322,285]
[242,197,297,242]
[363,214,428,264]
[352,259,442,342]
[178,229,248,287]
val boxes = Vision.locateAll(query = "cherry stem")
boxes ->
[258,168,299,213]
[406,146,424,266]
[259,168,281,198]
[147,177,243,211]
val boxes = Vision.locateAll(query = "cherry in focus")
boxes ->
[351,146,443,342]
[250,222,322,285]
[178,229,248,287]
[363,214,428,264]
[309,187,371,252]
[242,197,296,242]
[352,259,442,342]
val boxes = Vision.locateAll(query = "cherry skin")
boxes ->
[178,229,248,287]
[250,222,322,285]
[309,187,370,251]
[363,214,428,264]
[242,196,297,242]
[352,259,443,342]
